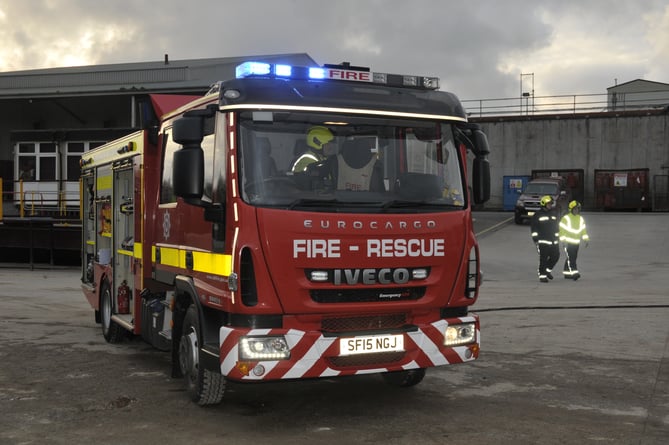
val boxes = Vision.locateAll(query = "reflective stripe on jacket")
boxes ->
[559,213,589,244]
[531,210,559,244]
[292,152,322,172]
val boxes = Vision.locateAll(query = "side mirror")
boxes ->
[468,125,491,205]
[173,116,204,148]
[173,146,204,200]
[472,128,490,157]
[472,157,490,204]
[172,117,204,201]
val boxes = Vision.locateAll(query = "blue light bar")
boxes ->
[236,62,271,78]
[274,64,292,77]
[234,61,440,90]
[308,67,326,79]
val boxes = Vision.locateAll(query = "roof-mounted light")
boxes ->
[234,61,440,90]
[308,67,326,79]
[235,61,271,78]
[275,64,292,77]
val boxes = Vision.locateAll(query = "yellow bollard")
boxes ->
[19,179,25,218]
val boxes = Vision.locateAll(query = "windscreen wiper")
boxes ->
[379,200,461,212]
[286,198,338,210]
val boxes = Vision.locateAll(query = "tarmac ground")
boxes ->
[0,211,667,445]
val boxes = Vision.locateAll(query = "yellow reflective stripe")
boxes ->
[191,251,232,276]
[97,175,112,190]
[153,245,232,276]
[134,242,142,259]
[115,242,143,258]
[159,246,181,268]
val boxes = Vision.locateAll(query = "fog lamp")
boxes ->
[412,268,428,280]
[310,270,329,282]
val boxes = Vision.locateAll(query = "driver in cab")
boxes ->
[291,126,336,173]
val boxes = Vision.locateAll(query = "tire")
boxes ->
[100,280,125,343]
[178,306,226,405]
[381,368,426,387]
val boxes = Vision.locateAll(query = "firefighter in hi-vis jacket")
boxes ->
[531,195,560,283]
[559,200,589,280]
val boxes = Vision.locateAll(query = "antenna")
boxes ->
[520,73,535,115]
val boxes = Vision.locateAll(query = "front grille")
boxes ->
[321,313,407,333]
[311,287,425,303]
[328,351,405,368]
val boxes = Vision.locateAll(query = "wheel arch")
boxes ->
[170,275,225,377]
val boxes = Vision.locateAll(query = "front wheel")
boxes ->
[381,368,426,387]
[100,280,125,343]
[178,306,226,405]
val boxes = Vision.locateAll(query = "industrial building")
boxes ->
[0,53,316,266]
[0,54,667,266]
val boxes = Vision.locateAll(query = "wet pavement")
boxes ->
[0,211,667,444]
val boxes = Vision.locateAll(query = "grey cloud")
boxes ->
[1,0,667,100]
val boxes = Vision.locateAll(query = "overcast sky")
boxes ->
[0,0,668,100]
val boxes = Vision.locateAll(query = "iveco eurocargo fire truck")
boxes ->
[80,60,491,405]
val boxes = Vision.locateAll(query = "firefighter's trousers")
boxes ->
[562,243,581,278]
[536,241,559,279]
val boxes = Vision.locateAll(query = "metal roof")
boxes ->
[0,53,317,98]
[607,78,669,92]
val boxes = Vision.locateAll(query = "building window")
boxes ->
[18,143,36,180]
[17,140,105,182]
[16,142,56,181]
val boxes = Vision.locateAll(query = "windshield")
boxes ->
[238,111,466,212]
[524,183,559,195]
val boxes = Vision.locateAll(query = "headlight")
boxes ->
[444,323,476,346]
[239,336,290,360]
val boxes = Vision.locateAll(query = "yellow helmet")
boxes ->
[306,126,334,151]
[569,200,580,210]
[540,195,554,207]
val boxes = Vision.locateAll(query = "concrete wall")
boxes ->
[474,111,669,210]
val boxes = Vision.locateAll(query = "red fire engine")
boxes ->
[80,61,491,405]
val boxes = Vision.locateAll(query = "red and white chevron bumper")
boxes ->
[219,315,480,381]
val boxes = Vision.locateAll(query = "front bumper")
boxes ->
[218,315,480,381]
[515,205,540,220]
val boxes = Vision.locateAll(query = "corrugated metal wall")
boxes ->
[475,112,669,210]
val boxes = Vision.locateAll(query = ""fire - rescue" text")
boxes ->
[293,238,445,258]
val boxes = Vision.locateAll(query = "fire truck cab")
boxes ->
[81,61,491,405]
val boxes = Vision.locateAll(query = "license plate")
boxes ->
[339,334,404,356]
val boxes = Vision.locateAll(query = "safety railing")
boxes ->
[462,90,669,118]
[0,178,81,221]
